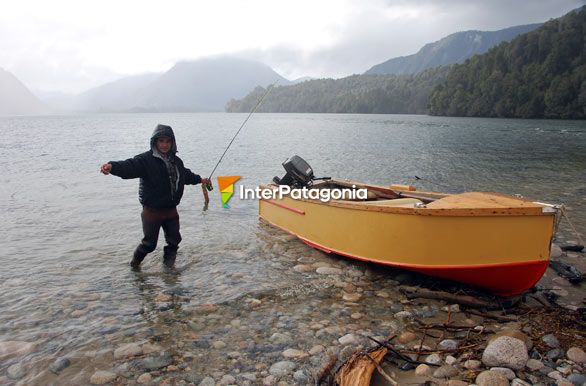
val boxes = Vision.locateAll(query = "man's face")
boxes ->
[156,137,173,154]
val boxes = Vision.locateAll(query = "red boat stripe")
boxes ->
[261,199,305,215]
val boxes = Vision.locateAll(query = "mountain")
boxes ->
[0,68,49,115]
[226,66,451,114]
[365,23,542,75]
[429,6,586,119]
[45,57,291,113]
[73,73,160,112]
[136,57,290,112]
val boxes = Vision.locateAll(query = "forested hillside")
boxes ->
[226,66,451,114]
[429,7,586,119]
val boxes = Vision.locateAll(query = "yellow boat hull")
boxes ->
[258,182,556,296]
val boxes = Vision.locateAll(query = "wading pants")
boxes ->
[132,207,181,267]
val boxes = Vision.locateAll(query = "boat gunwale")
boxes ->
[259,179,555,217]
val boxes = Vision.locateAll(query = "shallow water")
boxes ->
[1,113,585,384]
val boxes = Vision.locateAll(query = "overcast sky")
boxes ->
[1,0,584,94]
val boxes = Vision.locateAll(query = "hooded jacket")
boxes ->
[109,124,202,209]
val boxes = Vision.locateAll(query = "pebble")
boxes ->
[316,267,343,275]
[212,340,227,349]
[219,374,236,385]
[425,353,442,365]
[567,373,586,385]
[397,331,417,344]
[270,333,292,344]
[476,370,510,386]
[199,377,216,386]
[446,381,468,386]
[350,312,363,320]
[432,365,458,378]
[293,369,309,383]
[155,294,173,302]
[375,291,390,298]
[526,358,545,371]
[142,342,164,354]
[0,341,36,358]
[464,359,482,370]
[141,352,173,370]
[548,370,563,381]
[241,373,257,381]
[269,361,296,377]
[548,348,566,360]
[342,292,362,302]
[90,370,117,385]
[137,373,152,384]
[490,330,533,350]
[282,349,307,358]
[49,356,70,373]
[442,304,461,313]
[113,343,142,359]
[394,311,413,319]
[542,334,561,348]
[491,367,516,380]
[7,364,26,380]
[338,333,360,346]
[293,264,313,273]
[415,364,432,376]
[309,345,324,355]
[556,380,574,386]
[567,347,586,363]
[438,339,458,350]
[511,379,531,386]
[445,355,457,365]
[482,336,528,370]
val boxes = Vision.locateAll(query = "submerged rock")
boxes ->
[7,363,26,380]
[49,357,71,374]
[113,343,142,359]
[90,370,117,385]
[269,361,296,377]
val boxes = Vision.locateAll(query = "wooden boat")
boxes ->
[258,159,558,296]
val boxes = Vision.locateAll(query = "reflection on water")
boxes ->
[0,113,585,384]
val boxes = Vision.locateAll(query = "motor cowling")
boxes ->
[273,155,314,188]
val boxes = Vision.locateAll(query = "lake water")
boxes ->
[1,113,585,385]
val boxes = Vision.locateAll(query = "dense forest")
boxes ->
[429,6,586,119]
[225,66,451,114]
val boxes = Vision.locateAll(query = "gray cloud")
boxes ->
[243,0,585,79]
[2,0,584,93]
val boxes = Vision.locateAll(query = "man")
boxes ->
[100,124,210,269]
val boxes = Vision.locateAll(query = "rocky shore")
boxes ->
[1,238,584,385]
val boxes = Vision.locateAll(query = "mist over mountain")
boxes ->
[0,68,49,115]
[365,23,542,75]
[44,57,291,113]
[136,57,290,112]
[73,73,160,112]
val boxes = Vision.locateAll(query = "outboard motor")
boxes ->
[273,155,315,188]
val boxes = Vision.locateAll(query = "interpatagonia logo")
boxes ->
[217,176,241,208]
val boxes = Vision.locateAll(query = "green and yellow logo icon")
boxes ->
[217,176,241,208]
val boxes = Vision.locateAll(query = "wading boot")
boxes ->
[163,246,177,268]
[130,250,146,270]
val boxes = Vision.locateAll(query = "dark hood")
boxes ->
[150,124,178,155]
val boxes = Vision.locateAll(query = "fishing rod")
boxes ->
[201,82,277,205]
